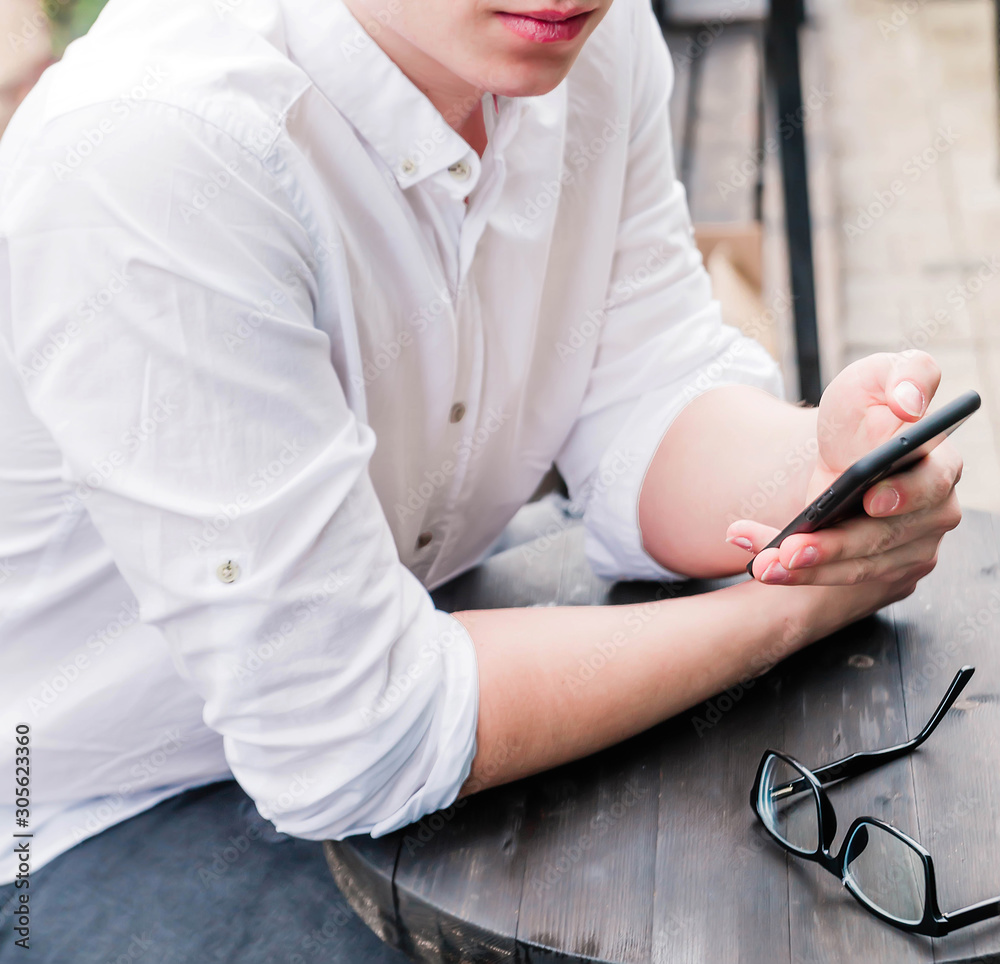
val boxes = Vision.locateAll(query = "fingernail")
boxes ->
[789,546,818,569]
[727,536,754,551]
[893,380,925,417]
[761,561,791,584]
[870,486,900,516]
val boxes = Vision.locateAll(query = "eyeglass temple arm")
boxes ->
[943,895,1000,932]
[770,668,974,801]
[808,666,974,786]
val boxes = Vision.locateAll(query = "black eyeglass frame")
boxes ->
[750,666,1000,937]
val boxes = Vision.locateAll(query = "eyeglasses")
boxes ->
[750,666,1000,937]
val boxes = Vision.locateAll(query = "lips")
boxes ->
[496,8,594,43]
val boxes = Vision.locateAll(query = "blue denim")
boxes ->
[0,781,410,963]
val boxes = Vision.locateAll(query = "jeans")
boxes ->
[0,780,410,963]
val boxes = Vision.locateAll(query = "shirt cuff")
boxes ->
[367,611,480,837]
[579,339,785,583]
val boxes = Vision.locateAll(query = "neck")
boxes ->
[342,0,488,155]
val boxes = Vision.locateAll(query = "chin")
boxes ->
[482,57,576,98]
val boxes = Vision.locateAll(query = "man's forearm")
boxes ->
[453,362,950,802]
[454,385,829,798]
[454,578,838,795]
[639,385,819,578]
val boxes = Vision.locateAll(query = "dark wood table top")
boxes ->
[326,506,1000,964]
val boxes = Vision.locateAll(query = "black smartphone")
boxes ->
[746,389,982,576]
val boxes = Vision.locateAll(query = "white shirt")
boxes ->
[0,0,782,883]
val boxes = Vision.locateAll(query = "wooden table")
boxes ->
[326,504,1000,963]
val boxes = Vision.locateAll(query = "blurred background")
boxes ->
[1,0,998,510]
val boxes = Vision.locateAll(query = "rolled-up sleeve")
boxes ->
[555,4,784,583]
[0,101,478,839]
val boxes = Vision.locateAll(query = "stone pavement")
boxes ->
[811,0,1000,511]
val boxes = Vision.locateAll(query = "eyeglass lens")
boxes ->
[843,821,927,925]
[758,754,820,855]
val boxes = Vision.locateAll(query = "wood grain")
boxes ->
[896,513,1000,964]
[651,656,790,963]
[325,512,1000,964]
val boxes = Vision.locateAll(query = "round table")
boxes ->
[326,504,1000,964]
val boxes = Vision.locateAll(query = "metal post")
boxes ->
[768,0,823,405]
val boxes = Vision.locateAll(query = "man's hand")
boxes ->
[727,351,963,587]
[463,352,967,798]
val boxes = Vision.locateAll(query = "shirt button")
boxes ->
[400,157,418,176]
[217,560,240,584]
[448,160,471,181]
[416,531,433,550]
[449,402,466,423]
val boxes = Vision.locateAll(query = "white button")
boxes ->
[217,560,240,584]
[448,160,471,181]
[400,158,417,177]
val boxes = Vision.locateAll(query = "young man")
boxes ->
[0,0,961,958]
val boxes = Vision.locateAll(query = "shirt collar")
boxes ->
[279,0,512,191]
